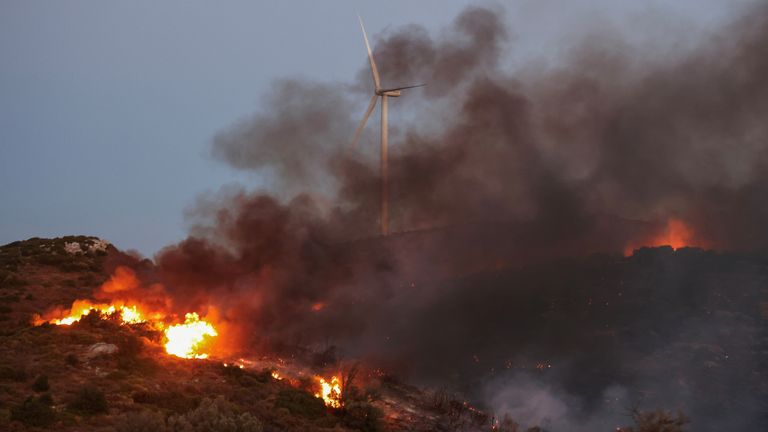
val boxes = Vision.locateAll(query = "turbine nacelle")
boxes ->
[377,84,426,97]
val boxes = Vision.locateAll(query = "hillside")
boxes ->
[0,236,508,431]
[1,236,766,431]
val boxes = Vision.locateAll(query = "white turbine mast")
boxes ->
[351,16,424,236]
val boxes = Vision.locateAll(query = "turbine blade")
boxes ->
[351,94,379,149]
[358,16,381,91]
[381,83,426,92]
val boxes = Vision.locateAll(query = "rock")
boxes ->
[86,342,119,359]
[64,242,83,254]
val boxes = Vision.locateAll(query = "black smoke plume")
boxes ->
[149,4,768,430]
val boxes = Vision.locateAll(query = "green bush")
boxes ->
[167,396,263,432]
[67,385,108,415]
[114,410,167,432]
[10,396,56,427]
[38,393,54,406]
[621,410,689,432]
[342,401,384,432]
[132,389,198,414]
[274,388,326,419]
[32,374,49,392]
[0,365,27,382]
[220,364,270,387]
[65,353,79,366]
[1,275,26,288]
[0,294,20,304]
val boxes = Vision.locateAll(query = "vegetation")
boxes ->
[167,396,263,432]
[342,401,384,432]
[67,385,108,415]
[65,352,79,366]
[114,410,167,432]
[274,388,326,419]
[620,409,690,432]
[0,365,27,382]
[10,395,56,427]
[132,389,199,414]
[32,374,49,392]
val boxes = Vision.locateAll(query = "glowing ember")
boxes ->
[315,375,342,408]
[163,313,218,359]
[271,371,282,380]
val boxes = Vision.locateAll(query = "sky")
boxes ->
[0,0,753,257]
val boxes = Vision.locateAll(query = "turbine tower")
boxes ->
[351,16,424,236]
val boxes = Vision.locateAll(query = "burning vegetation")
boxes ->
[31,267,221,360]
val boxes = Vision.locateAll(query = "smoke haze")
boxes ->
[145,3,768,430]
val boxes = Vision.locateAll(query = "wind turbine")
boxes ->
[351,16,424,236]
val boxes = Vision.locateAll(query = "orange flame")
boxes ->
[624,218,704,256]
[37,301,218,360]
[163,313,218,359]
[315,375,342,408]
[36,300,156,327]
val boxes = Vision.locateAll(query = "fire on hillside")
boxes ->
[32,293,348,408]
[623,218,707,256]
[33,300,218,360]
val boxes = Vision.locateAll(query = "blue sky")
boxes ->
[0,0,752,257]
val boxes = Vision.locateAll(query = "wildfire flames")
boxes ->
[624,218,705,256]
[35,301,218,360]
[40,300,155,326]
[315,375,342,408]
[163,313,218,359]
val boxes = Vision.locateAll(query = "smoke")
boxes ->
[143,3,768,430]
[484,374,631,431]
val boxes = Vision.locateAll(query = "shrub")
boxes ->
[32,374,49,392]
[65,353,79,366]
[67,385,108,415]
[620,409,690,432]
[132,389,198,413]
[0,294,20,304]
[10,396,56,427]
[274,388,326,419]
[220,364,269,387]
[1,275,26,288]
[0,365,27,382]
[342,401,384,432]
[115,410,167,432]
[38,393,54,406]
[167,396,263,432]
